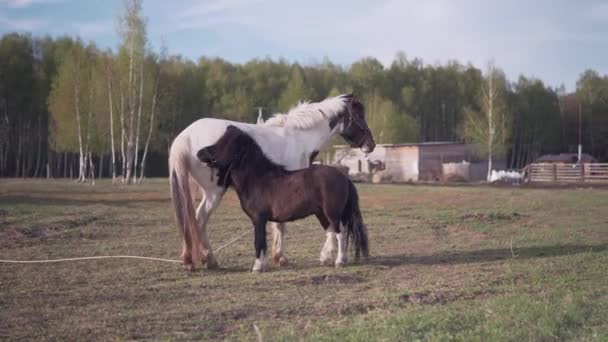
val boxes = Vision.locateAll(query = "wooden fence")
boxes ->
[527,163,608,183]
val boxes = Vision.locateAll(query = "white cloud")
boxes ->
[1,0,63,8]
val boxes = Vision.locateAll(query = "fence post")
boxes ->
[553,164,557,182]
[581,163,585,182]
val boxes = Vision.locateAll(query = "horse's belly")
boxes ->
[270,200,316,223]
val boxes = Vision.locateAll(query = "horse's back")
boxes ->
[175,118,248,152]
[308,165,351,194]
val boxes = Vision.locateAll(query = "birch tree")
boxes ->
[49,41,90,182]
[116,0,146,184]
[464,62,511,180]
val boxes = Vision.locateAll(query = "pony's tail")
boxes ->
[341,181,369,260]
[169,139,202,265]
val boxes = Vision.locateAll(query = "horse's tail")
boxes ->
[169,138,201,263]
[341,181,369,260]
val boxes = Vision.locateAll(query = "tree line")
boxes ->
[1,2,607,182]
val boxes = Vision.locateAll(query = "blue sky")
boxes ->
[1,0,607,92]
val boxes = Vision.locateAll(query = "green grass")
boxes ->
[0,179,607,341]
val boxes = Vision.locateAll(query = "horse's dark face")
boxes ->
[338,96,376,153]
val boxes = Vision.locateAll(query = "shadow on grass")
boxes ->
[370,243,608,266]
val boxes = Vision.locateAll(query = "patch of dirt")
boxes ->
[400,289,497,305]
[0,215,102,247]
[219,309,248,320]
[338,303,375,315]
[293,273,363,286]
[460,211,523,223]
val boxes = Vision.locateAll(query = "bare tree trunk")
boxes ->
[138,75,158,184]
[33,116,42,177]
[123,30,137,185]
[0,103,8,176]
[107,68,117,184]
[100,153,104,179]
[88,152,95,185]
[46,147,52,179]
[74,67,85,182]
[484,64,497,181]
[120,80,127,183]
[133,61,144,184]
[63,152,67,178]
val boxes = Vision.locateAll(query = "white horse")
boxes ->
[169,94,375,271]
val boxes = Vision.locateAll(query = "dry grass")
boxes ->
[0,179,607,341]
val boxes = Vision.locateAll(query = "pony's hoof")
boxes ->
[251,259,267,273]
[206,258,219,270]
[335,260,345,268]
[251,265,266,273]
[183,263,195,272]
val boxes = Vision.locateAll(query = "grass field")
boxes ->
[1,179,607,341]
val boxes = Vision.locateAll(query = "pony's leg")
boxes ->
[335,224,347,268]
[271,222,288,266]
[320,230,337,266]
[316,213,335,266]
[252,218,268,273]
[194,189,224,269]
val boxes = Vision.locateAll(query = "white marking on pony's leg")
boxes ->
[271,222,288,266]
[335,231,347,267]
[252,250,267,273]
[320,231,336,266]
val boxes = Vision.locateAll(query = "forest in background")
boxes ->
[1,0,607,182]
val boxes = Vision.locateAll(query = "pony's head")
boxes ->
[335,94,376,153]
[197,126,252,186]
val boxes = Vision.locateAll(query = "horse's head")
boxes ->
[197,125,251,186]
[336,95,376,153]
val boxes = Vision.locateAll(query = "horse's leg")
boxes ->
[194,189,224,269]
[190,165,225,269]
[335,222,347,268]
[271,222,288,266]
[316,213,335,266]
[252,218,268,273]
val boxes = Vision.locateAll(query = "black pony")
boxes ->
[197,125,369,272]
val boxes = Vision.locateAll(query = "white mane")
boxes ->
[264,94,350,130]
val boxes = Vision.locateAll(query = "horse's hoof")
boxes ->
[278,256,289,267]
[335,261,345,268]
[183,263,195,272]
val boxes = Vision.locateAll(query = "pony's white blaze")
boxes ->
[169,94,353,269]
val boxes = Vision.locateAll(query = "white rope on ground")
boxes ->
[214,227,254,254]
[0,255,182,264]
[0,227,254,264]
